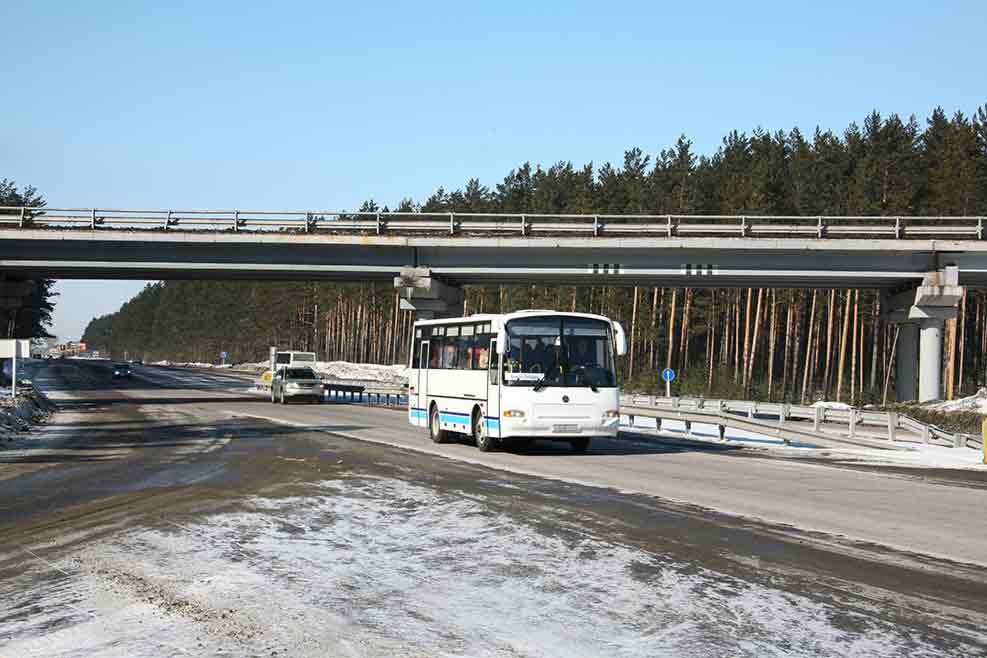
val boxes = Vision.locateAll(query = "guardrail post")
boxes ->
[593,215,600,237]
[894,216,903,239]
[849,410,857,438]
[666,215,674,237]
[234,210,240,232]
[18,206,25,228]
[304,212,311,233]
[164,210,172,230]
[90,208,97,230]
[628,414,634,428]
[375,211,382,235]
[978,217,984,240]
[684,420,692,436]
[982,418,987,464]
[718,424,725,440]
[748,401,756,419]
[520,214,527,236]
[740,215,748,237]
[813,406,821,431]
[817,216,824,239]
[887,412,897,442]
[449,212,455,235]
[922,424,930,444]
[655,416,662,432]
[649,395,655,407]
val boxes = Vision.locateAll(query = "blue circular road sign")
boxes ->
[661,367,675,382]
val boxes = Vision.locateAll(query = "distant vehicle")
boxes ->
[270,367,323,404]
[130,359,143,366]
[408,310,627,453]
[112,363,132,378]
[273,351,317,372]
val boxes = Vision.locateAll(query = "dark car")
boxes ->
[111,363,132,378]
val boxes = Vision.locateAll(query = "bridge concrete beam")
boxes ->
[884,267,962,402]
[394,267,464,320]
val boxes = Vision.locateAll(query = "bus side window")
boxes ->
[429,340,442,369]
[488,340,498,385]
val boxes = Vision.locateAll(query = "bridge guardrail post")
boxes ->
[449,212,455,235]
[520,214,526,236]
[977,217,983,241]
[375,211,382,235]
[164,210,172,230]
[894,216,903,239]
[90,208,97,230]
[18,206,25,228]
[740,215,748,237]
[817,216,824,239]
[233,210,240,232]
[593,215,600,237]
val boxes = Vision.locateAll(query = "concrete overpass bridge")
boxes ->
[2,206,984,402]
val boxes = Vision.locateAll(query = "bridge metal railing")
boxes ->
[1,207,986,239]
[619,394,982,451]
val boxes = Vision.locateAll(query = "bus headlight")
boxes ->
[503,409,526,418]
[603,410,619,419]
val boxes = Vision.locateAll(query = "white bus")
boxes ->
[272,350,317,372]
[408,310,627,452]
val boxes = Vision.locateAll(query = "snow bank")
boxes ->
[923,387,987,414]
[811,400,852,410]
[0,388,55,445]
[234,359,409,387]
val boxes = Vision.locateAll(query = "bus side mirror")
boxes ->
[495,329,506,354]
[613,322,627,356]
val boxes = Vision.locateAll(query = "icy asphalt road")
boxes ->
[0,359,985,657]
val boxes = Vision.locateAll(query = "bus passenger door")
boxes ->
[486,339,500,438]
[415,341,429,427]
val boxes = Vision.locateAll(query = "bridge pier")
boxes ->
[393,267,464,320]
[885,267,963,402]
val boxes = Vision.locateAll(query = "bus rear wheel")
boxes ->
[429,405,449,444]
[473,408,495,452]
[570,437,590,453]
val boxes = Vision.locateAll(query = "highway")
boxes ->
[1,359,986,657]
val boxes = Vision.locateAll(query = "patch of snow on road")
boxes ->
[1,476,974,657]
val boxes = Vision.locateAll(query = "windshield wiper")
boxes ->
[532,374,550,392]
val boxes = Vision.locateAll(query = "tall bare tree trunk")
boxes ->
[767,290,777,401]
[800,290,818,404]
[869,295,880,392]
[708,290,717,391]
[958,289,967,396]
[679,288,693,373]
[850,291,859,405]
[740,289,753,386]
[823,289,836,396]
[836,291,851,402]
[666,289,677,371]
[781,294,794,399]
[745,289,765,395]
[628,286,640,380]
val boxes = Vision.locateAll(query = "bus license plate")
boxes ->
[553,424,579,433]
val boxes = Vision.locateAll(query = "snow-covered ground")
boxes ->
[232,359,408,386]
[2,474,972,658]
[923,387,987,413]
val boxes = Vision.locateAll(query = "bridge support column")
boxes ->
[919,318,943,403]
[394,267,464,320]
[884,266,962,403]
[895,323,918,402]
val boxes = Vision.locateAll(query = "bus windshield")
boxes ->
[503,316,616,388]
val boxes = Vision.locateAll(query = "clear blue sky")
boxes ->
[2,0,985,341]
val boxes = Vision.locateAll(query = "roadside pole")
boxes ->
[11,341,16,398]
[661,368,675,398]
[982,417,987,465]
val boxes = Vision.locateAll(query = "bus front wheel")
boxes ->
[429,405,449,444]
[473,408,495,452]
